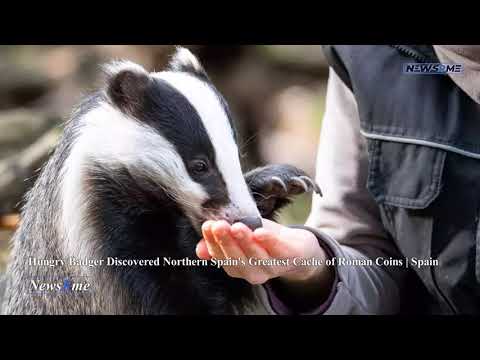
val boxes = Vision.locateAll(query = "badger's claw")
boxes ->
[291,176,309,193]
[271,176,288,193]
[244,164,322,219]
[299,175,322,196]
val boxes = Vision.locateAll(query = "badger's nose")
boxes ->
[238,216,263,231]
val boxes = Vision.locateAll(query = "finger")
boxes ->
[232,222,286,280]
[231,222,270,260]
[210,221,247,278]
[202,221,225,259]
[195,239,211,260]
[211,221,247,262]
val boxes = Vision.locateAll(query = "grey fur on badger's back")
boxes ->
[1,48,265,315]
[1,93,97,314]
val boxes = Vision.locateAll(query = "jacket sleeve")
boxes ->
[259,68,407,315]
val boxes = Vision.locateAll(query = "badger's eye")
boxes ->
[190,159,209,175]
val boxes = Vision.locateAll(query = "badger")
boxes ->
[1,47,321,315]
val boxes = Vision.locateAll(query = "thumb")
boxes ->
[253,219,292,258]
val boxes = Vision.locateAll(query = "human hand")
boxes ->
[196,218,330,286]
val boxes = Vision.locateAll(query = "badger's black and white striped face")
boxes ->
[62,48,259,239]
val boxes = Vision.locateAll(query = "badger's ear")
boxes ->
[167,46,208,79]
[103,60,150,115]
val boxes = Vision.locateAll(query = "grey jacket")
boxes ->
[257,45,480,314]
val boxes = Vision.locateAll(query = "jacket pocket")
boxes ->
[366,139,446,209]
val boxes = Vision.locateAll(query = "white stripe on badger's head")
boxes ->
[152,69,260,222]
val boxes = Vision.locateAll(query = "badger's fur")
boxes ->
[1,48,320,314]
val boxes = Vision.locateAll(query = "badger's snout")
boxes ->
[222,209,263,231]
[202,204,262,231]
[221,212,263,232]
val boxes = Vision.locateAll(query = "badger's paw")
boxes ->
[244,164,322,220]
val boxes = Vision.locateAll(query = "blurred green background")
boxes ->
[0,45,329,272]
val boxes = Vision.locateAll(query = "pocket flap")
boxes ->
[366,139,446,209]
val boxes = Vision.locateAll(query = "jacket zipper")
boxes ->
[390,45,431,63]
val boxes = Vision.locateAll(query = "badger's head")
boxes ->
[62,47,260,247]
